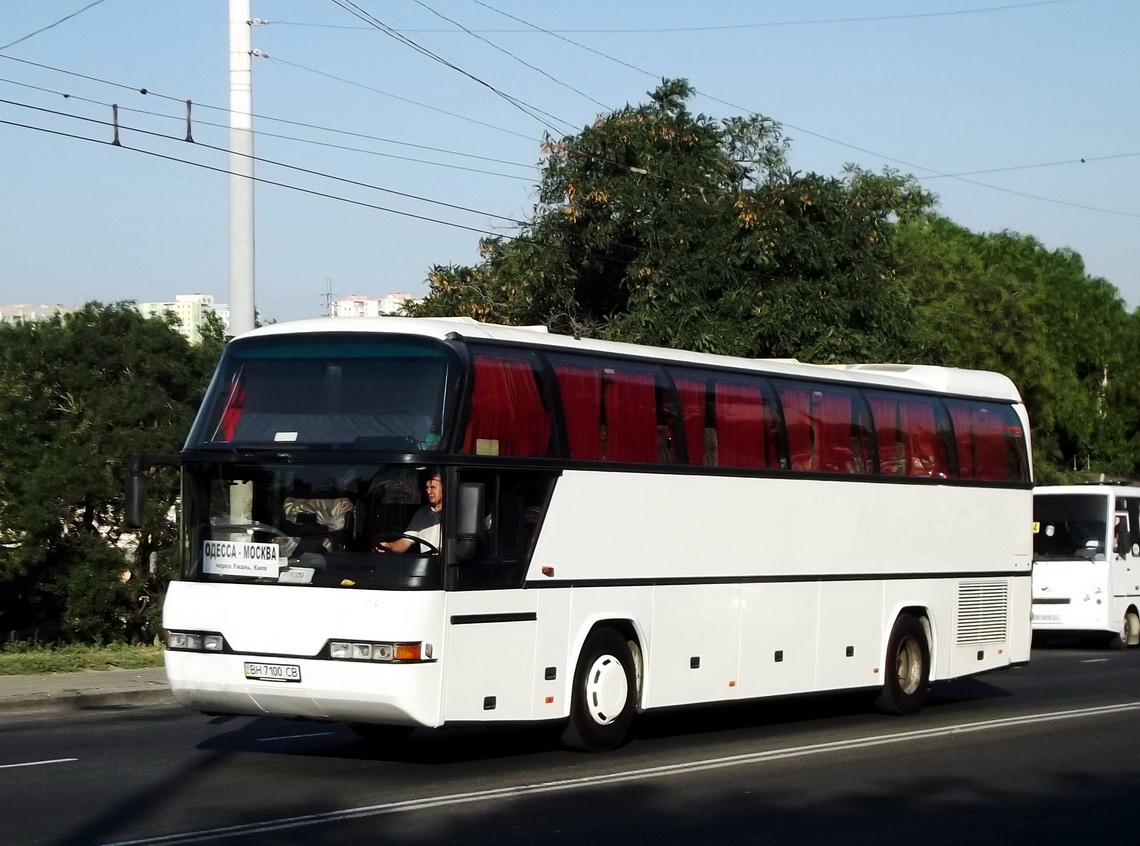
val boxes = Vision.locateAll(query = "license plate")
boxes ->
[244,662,301,683]
[1032,613,1061,623]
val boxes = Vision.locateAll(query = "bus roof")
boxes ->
[241,316,1024,402]
[1035,484,1140,496]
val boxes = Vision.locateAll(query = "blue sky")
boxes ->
[0,0,1136,323]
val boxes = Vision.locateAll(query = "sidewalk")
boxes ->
[0,667,173,716]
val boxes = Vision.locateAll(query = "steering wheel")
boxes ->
[378,533,440,556]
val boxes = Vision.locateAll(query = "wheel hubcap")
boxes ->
[584,653,628,726]
[896,636,923,694]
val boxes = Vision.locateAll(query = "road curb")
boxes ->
[0,675,175,717]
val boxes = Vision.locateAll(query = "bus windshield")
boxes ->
[187,334,455,451]
[184,462,445,590]
[1034,494,1109,561]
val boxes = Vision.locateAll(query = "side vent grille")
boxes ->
[957,581,1009,645]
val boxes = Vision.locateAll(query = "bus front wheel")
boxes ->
[561,628,637,752]
[1106,610,1139,649]
[874,614,930,716]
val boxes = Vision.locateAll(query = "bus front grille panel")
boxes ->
[956,581,1009,644]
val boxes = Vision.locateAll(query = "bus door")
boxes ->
[1114,496,1140,599]
[441,468,557,723]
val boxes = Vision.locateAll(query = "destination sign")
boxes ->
[202,540,284,576]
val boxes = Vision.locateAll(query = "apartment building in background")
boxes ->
[136,293,230,344]
[0,303,71,324]
[332,292,419,318]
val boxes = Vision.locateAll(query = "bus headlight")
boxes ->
[327,640,433,662]
[166,631,226,652]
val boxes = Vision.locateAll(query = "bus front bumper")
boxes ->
[164,650,444,727]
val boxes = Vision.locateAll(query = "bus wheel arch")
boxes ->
[874,610,931,716]
[561,622,641,752]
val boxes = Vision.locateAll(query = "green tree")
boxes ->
[896,216,1139,481]
[411,79,934,362]
[0,303,219,644]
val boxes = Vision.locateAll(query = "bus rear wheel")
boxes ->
[561,628,637,752]
[874,614,930,716]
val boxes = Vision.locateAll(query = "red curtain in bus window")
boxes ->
[777,384,814,471]
[673,375,707,465]
[946,401,1019,481]
[604,369,659,463]
[900,398,949,477]
[867,394,904,475]
[216,377,246,442]
[946,403,978,478]
[554,363,603,460]
[813,390,867,473]
[462,353,552,457]
[714,381,767,468]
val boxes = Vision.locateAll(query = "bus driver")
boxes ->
[373,469,443,554]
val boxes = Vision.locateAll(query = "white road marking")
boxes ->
[103,700,1140,846]
[0,757,78,770]
[1080,659,1110,663]
[255,732,335,742]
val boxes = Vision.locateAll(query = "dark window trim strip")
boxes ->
[451,612,538,625]
[174,450,1032,490]
[1033,597,1071,605]
[524,570,1030,589]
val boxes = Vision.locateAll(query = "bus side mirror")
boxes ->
[123,453,180,529]
[125,456,147,529]
[455,482,485,561]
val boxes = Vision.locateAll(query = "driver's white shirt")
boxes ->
[405,505,442,549]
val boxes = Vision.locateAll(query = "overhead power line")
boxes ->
[0,115,511,235]
[469,0,1137,219]
[0,0,112,51]
[269,56,539,142]
[275,0,1077,33]
[0,75,537,182]
[0,55,543,168]
[407,0,609,110]
[325,0,572,136]
[0,99,529,231]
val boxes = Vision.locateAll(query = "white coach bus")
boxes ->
[129,317,1033,750]
[1032,484,1140,647]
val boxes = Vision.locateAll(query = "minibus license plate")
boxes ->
[244,662,301,683]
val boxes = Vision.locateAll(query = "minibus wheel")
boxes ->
[562,627,637,752]
[1107,614,1130,649]
[874,613,930,716]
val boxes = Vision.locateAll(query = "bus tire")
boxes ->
[1107,614,1130,649]
[874,613,930,716]
[349,723,414,745]
[1129,610,1140,647]
[561,627,637,752]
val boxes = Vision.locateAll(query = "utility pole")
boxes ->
[228,0,256,337]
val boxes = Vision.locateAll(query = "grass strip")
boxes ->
[0,643,163,676]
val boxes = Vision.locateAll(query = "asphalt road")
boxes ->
[2,641,1139,846]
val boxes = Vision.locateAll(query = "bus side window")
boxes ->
[945,400,1027,482]
[462,350,553,458]
[774,382,870,474]
[1121,498,1140,553]
[451,471,556,590]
